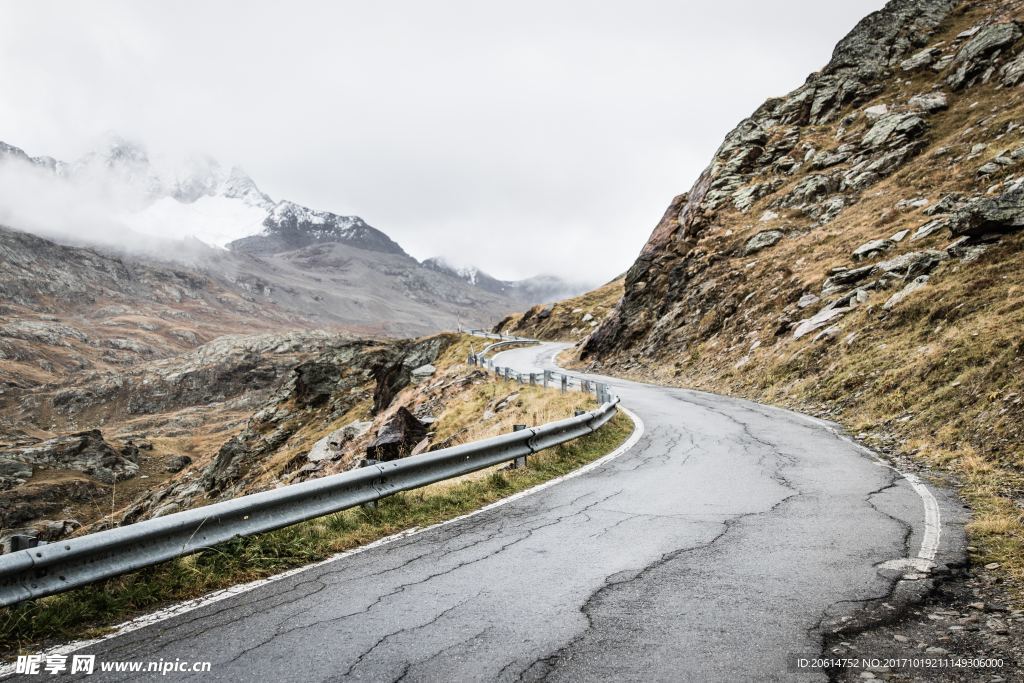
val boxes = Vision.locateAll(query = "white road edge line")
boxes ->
[0,407,645,675]
[835,432,942,574]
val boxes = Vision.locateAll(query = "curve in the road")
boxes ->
[5,343,965,683]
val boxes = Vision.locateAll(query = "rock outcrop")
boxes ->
[366,407,428,462]
[0,429,138,487]
[200,336,450,497]
[584,0,1024,364]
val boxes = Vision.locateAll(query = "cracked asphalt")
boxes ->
[33,343,963,682]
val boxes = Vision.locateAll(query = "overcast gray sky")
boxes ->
[0,0,886,282]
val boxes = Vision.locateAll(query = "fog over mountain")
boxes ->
[0,0,886,283]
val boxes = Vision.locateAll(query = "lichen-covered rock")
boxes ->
[949,183,1024,237]
[907,91,948,113]
[947,22,1023,89]
[1000,52,1024,86]
[875,250,948,278]
[744,230,784,255]
[822,265,875,295]
[293,361,340,407]
[862,113,927,148]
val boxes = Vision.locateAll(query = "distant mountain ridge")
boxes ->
[229,200,407,257]
[0,139,589,323]
[422,256,591,304]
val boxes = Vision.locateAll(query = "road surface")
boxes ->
[13,343,964,682]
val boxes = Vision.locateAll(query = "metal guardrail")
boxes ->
[0,335,618,608]
[467,334,611,403]
[464,329,534,343]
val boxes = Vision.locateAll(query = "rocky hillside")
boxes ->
[0,226,310,392]
[0,331,595,551]
[525,0,1024,585]
[495,278,625,341]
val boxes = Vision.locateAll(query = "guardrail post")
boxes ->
[358,458,380,509]
[543,370,550,388]
[3,535,38,553]
[561,375,567,394]
[529,373,536,386]
[512,424,528,468]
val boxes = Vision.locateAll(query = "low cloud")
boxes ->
[0,155,225,263]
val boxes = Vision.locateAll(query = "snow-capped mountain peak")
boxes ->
[0,137,402,254]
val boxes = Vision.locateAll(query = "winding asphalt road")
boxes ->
[14,343,964,682]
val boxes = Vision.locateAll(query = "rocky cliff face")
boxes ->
[573,0,1024,585]
[586,0,1024,375]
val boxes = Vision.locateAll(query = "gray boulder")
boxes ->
[743,230,784,255]
[949,184,1024,237]
[862,113,927,148]
[883,275,930,310]
[852,238,895,260]
[822,265,874,294]
[901,47,939,71]
[907,91,948,113]
[410,364,436,381]
[366,407,428,462]
[793,305,851,340]
[307,421,372,462]
[875,250,947,278]
[165,455,192,473]
[911,218,950,241]
[797,293,820,309]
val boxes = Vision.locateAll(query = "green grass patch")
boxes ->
[0,411,633,658]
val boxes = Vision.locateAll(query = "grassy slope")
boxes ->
[0,346,633,656]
